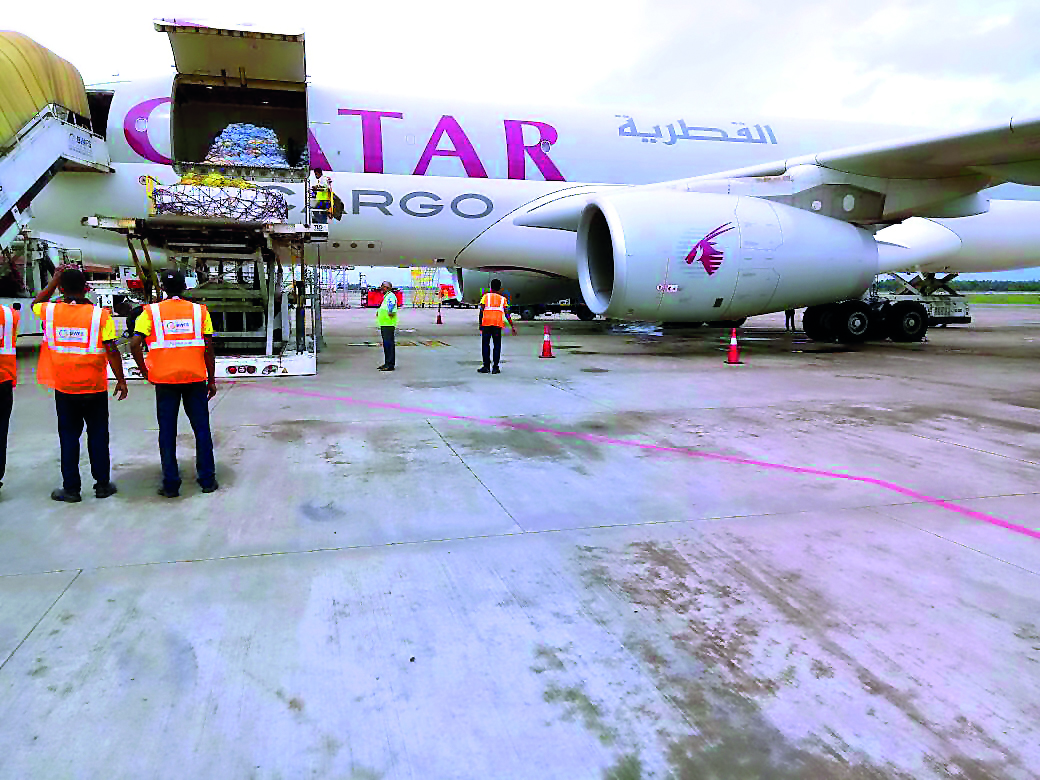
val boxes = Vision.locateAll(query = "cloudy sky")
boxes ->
[9,0,1040,126]
[7,0,1040,278]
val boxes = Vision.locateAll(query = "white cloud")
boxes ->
[8,0,1040,129]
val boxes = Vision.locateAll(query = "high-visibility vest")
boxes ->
[144,298,208,384]
[376,291,398,327]
[314,181,332,209]
[38,302,109,394]
[481,292,506,327]
[0,304,18,386]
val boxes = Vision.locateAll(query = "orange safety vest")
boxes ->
[38,302,109,394]
[0,304,18,386]
[144,298,208,384]
[481,292,507,328]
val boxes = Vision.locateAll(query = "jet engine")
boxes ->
[576,191,879,321]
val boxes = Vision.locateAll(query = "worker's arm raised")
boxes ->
[32,267,63,305]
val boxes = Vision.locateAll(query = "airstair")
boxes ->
[0,104,112,248]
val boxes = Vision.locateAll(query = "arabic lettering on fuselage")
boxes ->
[616,116,778,146]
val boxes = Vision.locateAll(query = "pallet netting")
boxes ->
[151,183,290,223]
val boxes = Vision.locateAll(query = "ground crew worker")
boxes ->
[311,168,332,224]
[477,279,516,374]
[33,267,128,502]
[0,301,20,496]
[376,280,398,371]
[785,308,796,331]
[129,270,218,498]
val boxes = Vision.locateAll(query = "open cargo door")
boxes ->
[155,20,306,84]
[155,20,309,183]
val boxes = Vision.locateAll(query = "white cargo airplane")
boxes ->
[21,21,1040,341]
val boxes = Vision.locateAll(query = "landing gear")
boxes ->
[834,301,872,343]
[885,301,928,342]
[802,299,928,344]
[518,307,537,321]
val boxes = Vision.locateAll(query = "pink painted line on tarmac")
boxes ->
[243,383,1039,540]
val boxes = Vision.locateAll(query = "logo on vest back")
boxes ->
[163,319,194,335]
[56,327,88,342]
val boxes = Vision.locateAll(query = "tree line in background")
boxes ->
[874,278,1040,292]
[949,280,1040,292]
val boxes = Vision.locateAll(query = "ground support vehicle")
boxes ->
[86,216,325,378]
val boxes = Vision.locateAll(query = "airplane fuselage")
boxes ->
[29,75,911,273]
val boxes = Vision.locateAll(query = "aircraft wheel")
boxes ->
[835,301,871,343]
[519,307,537,321]
[887,302,928,342]
[802,305,834,341]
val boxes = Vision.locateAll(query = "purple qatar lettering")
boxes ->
[338,108,566,181]
[413,115,487,178]
[336,109,404,173]
[504,120,565,181]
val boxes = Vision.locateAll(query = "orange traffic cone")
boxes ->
[539,324,556,358]
[725,327,742,365]
[436,303,443,325]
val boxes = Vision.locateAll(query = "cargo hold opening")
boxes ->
[86,90,113,138]
[171,78,308,180]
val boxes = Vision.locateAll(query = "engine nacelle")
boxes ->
[576,191,879,321]
[454,268,579,306]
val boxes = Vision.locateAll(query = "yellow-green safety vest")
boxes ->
[377,292,398,327]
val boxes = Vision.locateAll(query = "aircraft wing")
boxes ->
[515,115,1040,232]
[688,115,1040,185]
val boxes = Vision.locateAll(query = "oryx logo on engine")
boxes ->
[684,223,735,276]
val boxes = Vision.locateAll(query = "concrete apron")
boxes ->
[0,307,1038,779]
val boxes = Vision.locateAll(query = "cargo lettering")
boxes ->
[337,109,565,181]
[352,190,494,219]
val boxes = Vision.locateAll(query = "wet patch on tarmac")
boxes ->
[449,424,594,461]
[572,539,1029,779]
[404,380,470,389]
[108,463,238,497]
[259,419,351,443]
[299,501,347,522]
[580,367,610,373]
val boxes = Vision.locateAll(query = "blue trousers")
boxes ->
[481,326,502,368]
[155,382,216,491]
[0,381,11,488]
[380,326,396,368]
[54,390,110,493]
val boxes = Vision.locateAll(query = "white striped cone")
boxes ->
[539,324,555,358]
[725,327,742,364]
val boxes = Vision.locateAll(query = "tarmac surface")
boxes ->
[1,305,1038,779]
